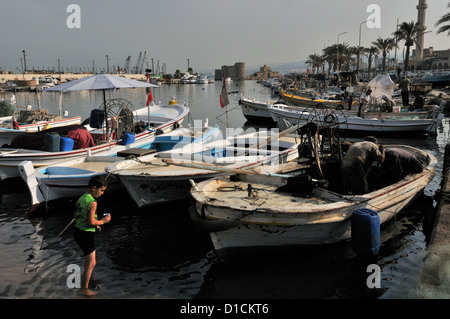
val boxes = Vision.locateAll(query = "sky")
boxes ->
[0,0,449,74]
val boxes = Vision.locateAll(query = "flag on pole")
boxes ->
[12,111,19,130]
[219,74,229,108]
[146,74,153,106]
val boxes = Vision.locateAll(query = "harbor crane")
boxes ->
[124,56,131,74]
[139,51,146,74]
[134,52,142,74]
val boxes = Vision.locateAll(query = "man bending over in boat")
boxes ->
[358,88,372,117]
[340,136,385,195]
[376,148,423,188]
[381,95,395,112]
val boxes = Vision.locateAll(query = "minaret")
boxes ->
[416,0,428,61]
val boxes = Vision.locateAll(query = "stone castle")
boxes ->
[214,62,246,81]
[214,63,279,81]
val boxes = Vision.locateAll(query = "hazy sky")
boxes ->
[0,0,448,74]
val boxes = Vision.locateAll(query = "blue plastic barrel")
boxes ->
[351,208,380,257]
[60,137,74,151]
[120,132,135,145]
[89,109,105,128]
[43,132,60,152]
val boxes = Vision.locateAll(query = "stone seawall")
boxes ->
[414,143,450,298]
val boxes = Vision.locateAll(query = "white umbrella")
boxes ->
[45,73,158,93]
[45,74,158,136]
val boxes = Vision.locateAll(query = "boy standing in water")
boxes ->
[73,175,111,297]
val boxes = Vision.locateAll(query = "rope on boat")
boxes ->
[215,104,241,123]
[217,185,245,192]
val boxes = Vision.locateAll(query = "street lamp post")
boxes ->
[336,32,347,72]
[22,50,27,74]
[105,55,109,73]
[357,20,366,75]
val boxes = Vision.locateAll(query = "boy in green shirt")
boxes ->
[74,175,111,297]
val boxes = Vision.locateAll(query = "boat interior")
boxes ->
[233,121,431,198]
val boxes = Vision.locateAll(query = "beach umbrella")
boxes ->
[45,73,158,93]
[45,74,159,135]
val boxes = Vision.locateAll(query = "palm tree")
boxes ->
[365,46,379,79]
[393,21,419,74]
[435,2,450,35]
[345,46,359,70]
[336,43,349,71]
[322,45,336,75]
[305,54,323,74]
[356,45,365,73]
[372,37,397,72]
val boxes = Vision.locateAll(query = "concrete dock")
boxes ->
[414,144,450,298]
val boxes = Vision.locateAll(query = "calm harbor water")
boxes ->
[0,80,449,302]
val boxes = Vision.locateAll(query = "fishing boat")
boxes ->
[189,144,437,257]
[19,124,219,210]
[105,128,300,208]
[279,89,359,109]
[238,95,283,124]
[0,103,190,180]
[0,109,82,145]
[422,73,450,88]
[267,103,443,136]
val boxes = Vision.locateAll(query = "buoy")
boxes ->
[351,208,380,257]
[169,96,177,105]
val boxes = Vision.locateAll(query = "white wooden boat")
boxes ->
[238,95,280,123]
[189,145,437,257]
[0,110,82,145]
[105,130,300,208]
[19,125,219,210]
[0,103,190,180]
[197,76,209,84]
[268,103,444,136]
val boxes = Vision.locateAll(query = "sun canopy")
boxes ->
[45,74,158,93]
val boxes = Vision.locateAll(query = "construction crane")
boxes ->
[134,52,142,74]
[139,51,146,74]
[124,56,131,74]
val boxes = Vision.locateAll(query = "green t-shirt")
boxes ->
[75,193,97,232]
